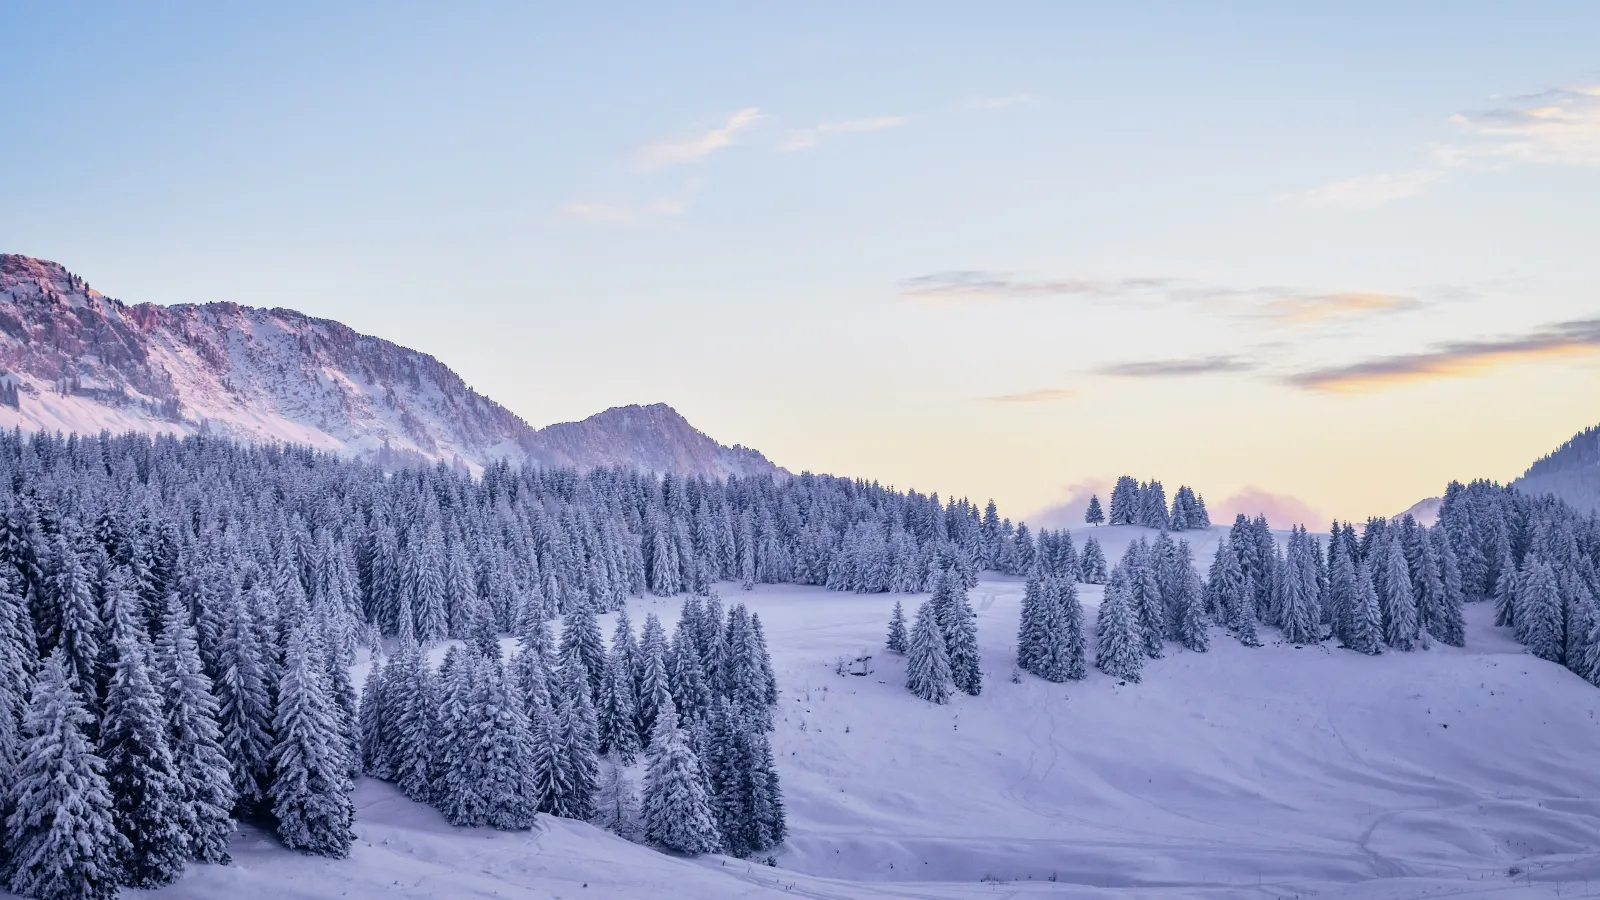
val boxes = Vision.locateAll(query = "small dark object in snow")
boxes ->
[1442,723,1449,728]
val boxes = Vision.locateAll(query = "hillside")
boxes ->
[152,528,1600,899]
[0,254,783,478]
[1514,423,1600,515]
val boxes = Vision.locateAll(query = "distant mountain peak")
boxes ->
[0,254,785,479]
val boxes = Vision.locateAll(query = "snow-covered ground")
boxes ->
[137,525,1600,899]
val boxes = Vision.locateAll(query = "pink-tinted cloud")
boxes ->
[1212,486,1326,529]
[1026,476,1110,529]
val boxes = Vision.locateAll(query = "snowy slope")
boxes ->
[0,254,784,478]
[143,525,1600,900]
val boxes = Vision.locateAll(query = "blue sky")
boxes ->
[3,2,1599,523]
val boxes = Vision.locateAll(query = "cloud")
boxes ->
[1451,85,1600,167]
[1095,356,1258,378]
[1027,477,1110,530]
[559,197,687,225]
[778,116,909,152]
[1289,170,1448,209]
[982,386,1079,404]
[969,93,1038,110]
[1260,291,1423,325]
[1291,83,1600,208]
[634,108,761,171]
[1212,487,1326,528]
[1286,317,1600,392]
[899,270,1174,305]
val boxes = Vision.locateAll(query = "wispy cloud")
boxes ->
[559,197,687,225]
[778,116,909,152]
[1213,487,1326,528]
[1290,83,1600,208]
[900,270,1174,305]
[1290,170,1448,210]
[900,271,1432,329]
[1286,317,1600,392]
[1260,291,1422,325]
[1096,356,1258,378]
[634,108,761,171]
[983,386,1079,404]
[969,93,1038,110]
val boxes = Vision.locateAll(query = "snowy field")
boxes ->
[132,526,1600,899]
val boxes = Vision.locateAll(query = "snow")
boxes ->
[129,526,1600,899]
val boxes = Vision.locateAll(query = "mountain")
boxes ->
[1513,422,1600,515]
[1394,496,1442,526]
[0,254,784,478]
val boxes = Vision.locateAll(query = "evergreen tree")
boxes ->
[1380,538,1418,652]
[1518,559,1564,663]
[387,646,435,803]
[598,645,641,764]
[559,601,607,702]
[905,600,953,704]
[1016,572,1047,675]
[939,574,982,696]
[1078,536,1107,584]
[269,623,355,858]
[554,661,599,820]
[1169,543,1209,653]
[593,755,641,842]
[154,596,235,865]
[1095,570,1144,682]
[1427,528,1467,647]
[357,656,391,779]
[43,534,100,706]
[214,589,272,811]
[99,625,188,887]
[885,600,908,654]
[1343,561,1384,655]
[640,712,720,855]
[1085,495,1104,527]
[6,651,129,900]
[1128,544,1166,658]
[635,613,671,746]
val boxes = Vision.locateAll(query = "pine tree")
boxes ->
[554,660,599,820]
[357,656,391,779]
[598,645,641,764]
[559,601,607,703]
[269,623,355,858]
[214,588,272,810]
[885,600,908,654]
[941,576,982,696]
[154,596,236,865]
[1427,528,1466,647]
[1016,573,1047,675]
[1085,495,1104,527]
[641,713,720,855]
[1169,544,1209,653]
[1128,544,1166,658]
[1079,536,1107,584]
[1344,561,1384,655]
[1518,559,1564,663]
[5,651,129,900]
[1095,570,1144,682]
[43,533,100,706]
[99,624,188,887]
[1326,541,1358,645]
[388,645,435,803]
[593,755,642,842]
[635,613,671,746]
[905,600,953,704]
[1380,538,1418,651]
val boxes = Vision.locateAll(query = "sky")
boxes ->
[2,2,1598,526]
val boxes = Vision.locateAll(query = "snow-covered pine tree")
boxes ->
[1107,476,1139,526]
[1326,541,1358,646]
[357,655,391,780]
[635,613,671,746]
[555,658,600,820]
[1517,558,1564,663]
[560,600,607,703]
[1016,572,1046,676]
[1344,560,1384,655]
[593,754,641,842]
[905,600,953,704]
[1380,537,1418,652]
[885,600,908,654]
[941,575,982,696]
[1427,528,1466,647]
[99,624,188,887]
[154,595,236,865]
[1079,536,1107,584]
[1279,529,1321,645]
[4,651,129,900]
[214,586,272,812]
[1085,495,1104,527]
[598,643,641,764]
[270,622,355,858]
[640,706,720,855]
[1095,569,1144,682]
[1169,541,1209,652]
[43,532,101,708]
[1126,542,1165,658]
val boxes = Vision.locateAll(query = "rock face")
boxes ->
[0,254,784,478]
[1514,423,1600,516]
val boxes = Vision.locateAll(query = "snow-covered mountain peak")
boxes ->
[0,254,785,479]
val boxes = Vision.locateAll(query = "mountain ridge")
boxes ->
[0,254,785,479]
